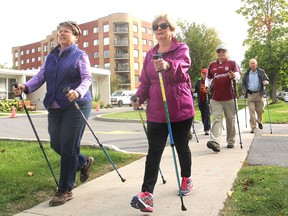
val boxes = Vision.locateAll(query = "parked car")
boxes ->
[110,90,136,107]
[282,92,288,102]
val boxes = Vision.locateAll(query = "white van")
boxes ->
[110,90,136,107]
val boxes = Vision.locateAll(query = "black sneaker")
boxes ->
[227,144,234,148]
[207,141,220,152]
[258,123,263,129]
[80,156,94,182]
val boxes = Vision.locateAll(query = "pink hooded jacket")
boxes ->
[136,38,195,123]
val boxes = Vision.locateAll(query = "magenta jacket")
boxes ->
[136,38,195,123]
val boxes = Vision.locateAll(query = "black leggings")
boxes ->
[141,117,193,194]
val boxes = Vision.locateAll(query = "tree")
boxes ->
[176,20,222,85]
[237,0,288,103]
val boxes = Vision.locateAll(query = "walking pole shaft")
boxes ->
[63,87,126,182]
[130,96,167,184]
[157,66,187,211]
[231,79,243,149]
[13,83,59,187]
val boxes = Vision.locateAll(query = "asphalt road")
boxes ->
[0,106,203,153]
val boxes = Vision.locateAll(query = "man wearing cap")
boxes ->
[192,68,211,135]
[204,44,241,152]
[242,58,269,133]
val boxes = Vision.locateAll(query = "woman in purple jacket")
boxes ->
[13,21,94,207]
[130,14,195,213]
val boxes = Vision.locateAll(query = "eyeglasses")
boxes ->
[152,23,170,31]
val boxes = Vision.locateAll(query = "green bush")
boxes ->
[0,99,19,112]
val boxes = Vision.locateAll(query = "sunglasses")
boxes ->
[216,49,226,53]
[152,23,170,31]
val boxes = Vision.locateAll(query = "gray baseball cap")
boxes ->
[216,44,227,52]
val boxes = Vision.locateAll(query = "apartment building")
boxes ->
[11,13,156,91]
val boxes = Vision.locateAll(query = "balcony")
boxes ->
[114,53,129,59]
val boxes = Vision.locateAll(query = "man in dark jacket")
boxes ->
[192,68,211,135]
[242,58,269,133]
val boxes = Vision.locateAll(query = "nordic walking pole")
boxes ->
[154,54,187,211]
[265,90,273,134]
[230,79,243,149]
[13,83,59,187]
[130,96,167,184]
[191,118,199,143]
[63,87,126,182]
[244,95,247,128]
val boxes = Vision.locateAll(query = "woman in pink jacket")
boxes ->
[130,14,195,213]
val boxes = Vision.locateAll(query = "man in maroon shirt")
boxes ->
[204,44,241,152]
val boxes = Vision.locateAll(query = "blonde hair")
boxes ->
[152,14,176,32]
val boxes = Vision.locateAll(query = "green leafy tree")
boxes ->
[237,0,288,103]
[110,77,121,93]
[176,20,221,85]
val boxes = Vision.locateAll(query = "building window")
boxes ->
[133,24,138,32]
[104,37,109,45]
[44,45,48,52]
[134,62,139,70]
[20,51,24,56]
[142,39,147,45]
[103,24,109,33]
[93,27,99,33]
[21,60,24,65]
[134,50,139,58]
[14,52,18,58]
[143,51,147,57]
[83,42,89,48]
[93,39,99,46]
[15,61,18,67]
[38,56,41,62]
[93,52,99,58]
[149,40,154,47]
[135,75,139,83]
[83,29,88,36]
[133,37,138,45]
[50,41,54,49]
[149,29,153,35]
[104,50,110,58]
[38,47,41,52]
[104,63,110,69]
[142,27,147,34]
[32,48,35,53]
[26,50,29,54]
[32,58,35,63]
[26,59,29,64]
[94,64,99,68]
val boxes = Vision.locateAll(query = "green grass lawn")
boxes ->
[0,140,144,216]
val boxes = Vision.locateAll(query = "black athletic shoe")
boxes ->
[258,123,263,129]
[207,141,220,152]
[227,144,234,148]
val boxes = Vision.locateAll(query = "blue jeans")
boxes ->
[48,100,92,192]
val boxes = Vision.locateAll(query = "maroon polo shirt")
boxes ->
[207,59,239,101]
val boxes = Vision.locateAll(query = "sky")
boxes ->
[1,0,248,68]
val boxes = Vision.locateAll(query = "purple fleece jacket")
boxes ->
[136,38,195,123]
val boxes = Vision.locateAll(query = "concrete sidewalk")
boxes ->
[15,108,255,216]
